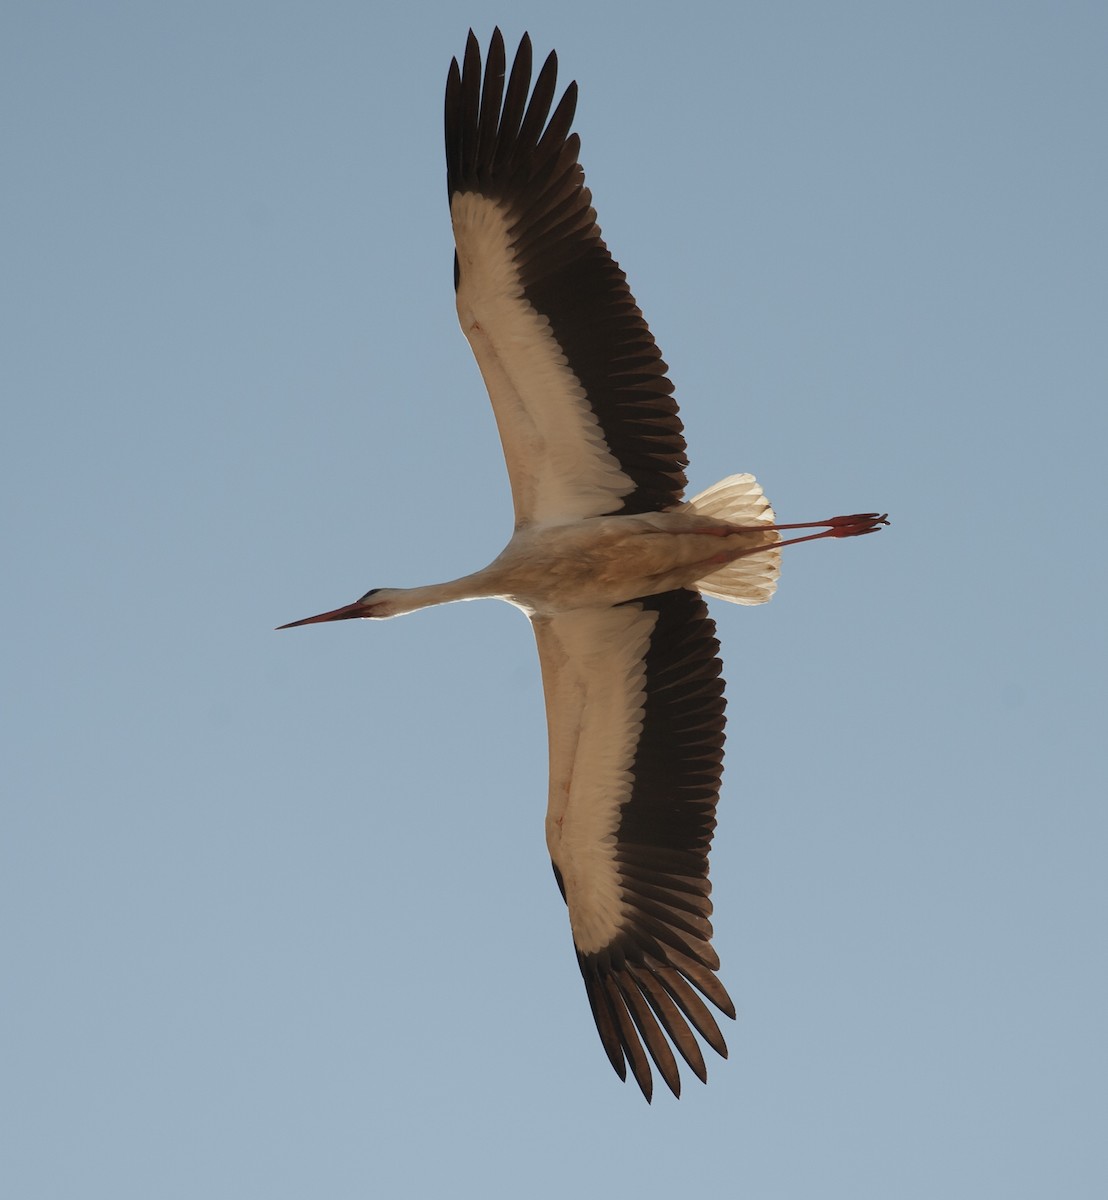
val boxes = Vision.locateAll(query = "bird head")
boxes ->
[277,587,402,629]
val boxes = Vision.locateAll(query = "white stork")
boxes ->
[280,29,887,1100]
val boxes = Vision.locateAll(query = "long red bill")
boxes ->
[276,600,366,630]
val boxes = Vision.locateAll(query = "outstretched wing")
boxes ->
[445,29,688,525]
[533,589,735,1100]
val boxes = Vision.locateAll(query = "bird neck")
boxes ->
[381,570,496,618]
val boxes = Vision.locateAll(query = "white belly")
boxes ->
[483,512,775,615]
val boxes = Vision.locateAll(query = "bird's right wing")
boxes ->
[532,589,735,1100]
[445,29,688,526]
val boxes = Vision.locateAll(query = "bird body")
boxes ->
[337,506,776,621]
[281,29,887,1100]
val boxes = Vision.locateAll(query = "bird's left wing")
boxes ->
[445,29,687,526]
[532,589,735,1100]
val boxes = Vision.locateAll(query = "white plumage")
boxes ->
[281,29,886,1100]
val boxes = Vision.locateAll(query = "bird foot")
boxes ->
[765,512,889,551]
[722,512,889,557]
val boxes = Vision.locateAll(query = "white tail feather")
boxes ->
[683,473,780,606]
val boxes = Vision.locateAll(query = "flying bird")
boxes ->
[280,28,887,1100]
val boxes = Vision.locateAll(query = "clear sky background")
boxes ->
[4,2,1106,1196]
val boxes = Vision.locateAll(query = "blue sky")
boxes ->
[4,2,1106,1196]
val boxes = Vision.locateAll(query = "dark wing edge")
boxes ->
[578,589,734,1100]
[445,28,688,515]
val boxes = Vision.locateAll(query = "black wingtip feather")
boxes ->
[515,49,560,155]
[474,30,505,177]
[630,965,709,1084]
[617,977,682,1098]
[583,968,628,1081]
[603,976,655,1102]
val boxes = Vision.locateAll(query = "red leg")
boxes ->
[768,513,889,537]
[728,512,889,558]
